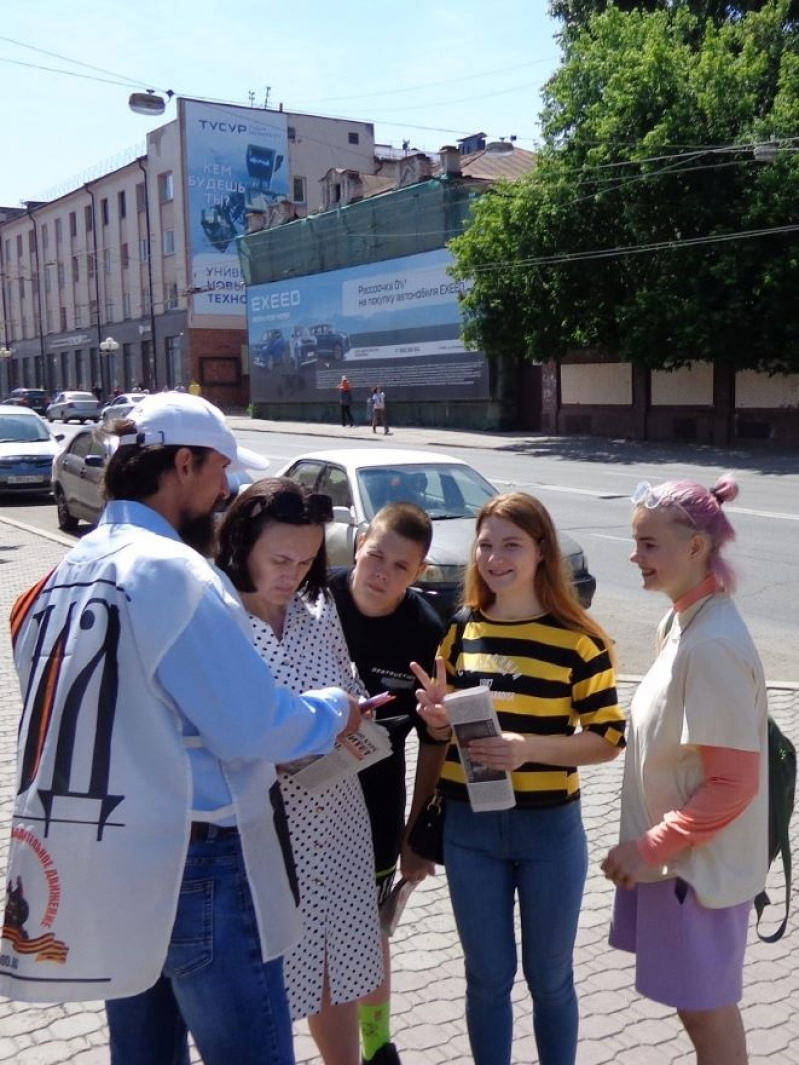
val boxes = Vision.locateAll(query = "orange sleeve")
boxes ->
[636,746,760,866]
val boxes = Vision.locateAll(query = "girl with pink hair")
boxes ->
[602,475,769,1065]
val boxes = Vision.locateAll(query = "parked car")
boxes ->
[0,404,63,495]
[252,329,289,370]
[309,323,350,359]
[100,392,149,425]
[2,388,51,416]
[46,390,101,424]
[52,427,256,532]
[278,448,596,621]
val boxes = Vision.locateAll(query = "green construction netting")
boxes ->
[238,178,479,285]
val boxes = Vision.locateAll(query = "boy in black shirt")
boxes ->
[329,503,449,1065]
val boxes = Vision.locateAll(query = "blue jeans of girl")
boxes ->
[444,799,588,1065]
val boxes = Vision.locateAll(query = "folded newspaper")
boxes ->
[289,718,392,792]
[380,877,417,937]
[444,686,516,812]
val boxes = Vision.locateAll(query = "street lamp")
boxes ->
[99,336,120,398]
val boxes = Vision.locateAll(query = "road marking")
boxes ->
[727,506,799,522]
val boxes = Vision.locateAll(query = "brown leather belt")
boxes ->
[189,822,239,843]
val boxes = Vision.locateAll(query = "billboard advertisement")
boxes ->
[182,100,289,316]
[247,248,489,404]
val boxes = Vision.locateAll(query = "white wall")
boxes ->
[736,370,799,408]
[651,363,713,406]
[561,362,632,405]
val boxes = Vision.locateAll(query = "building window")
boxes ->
[101,198,110,226]
[28,230,36,254]
[348,131,360,145]
[105,299,114,321]
[136,182,146,213]
[4,238,10,261]
[143,289,152,314]
[69,211,77,238]
[72,256,80,284]
[85,204,93,232]
[164,282,179,310]
[16,234,23,257]
[165,334,181,388]
[293,176,306,203]
[162,229,175,256]
[44,267,51,294]
[122,291,132,319]
[60,306,68,332]
[118,190,127,219]
[121,243,129,269]
[89,299,98,323]
[287,126,296,142]
[74,306,84,327]
[87,252,96,280]
[57,263,65,290]
[41,224,49,249]
[103,248,112,274]
[55,218,62,244]
[18,277,25,299]
[139,237,150,262]
[158,172,174,203]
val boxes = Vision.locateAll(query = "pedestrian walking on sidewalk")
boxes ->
[338,375,355,427]
[216,477,383,1065]
[602,475,768,1065]
[371,386,388,434]
[0,391,362,1065]
[413,492,626,1065]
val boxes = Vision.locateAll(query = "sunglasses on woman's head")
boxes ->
[245,491,334,524]
[631,481,694,525]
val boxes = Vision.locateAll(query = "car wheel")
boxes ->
[54,486,79,532]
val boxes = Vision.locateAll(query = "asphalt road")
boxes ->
[3,422,797,681]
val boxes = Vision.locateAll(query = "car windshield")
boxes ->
[356,463,497,521]
[0,414,51,443]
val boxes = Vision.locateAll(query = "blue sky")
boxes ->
[0,1,562,207]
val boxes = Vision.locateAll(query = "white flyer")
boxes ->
[290,718,392,793]
[444,686,516,812]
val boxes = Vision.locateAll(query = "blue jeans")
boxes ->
[444,799,588,1065]
[106,828,295,1065]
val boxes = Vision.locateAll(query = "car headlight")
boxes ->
[418,564,464,586]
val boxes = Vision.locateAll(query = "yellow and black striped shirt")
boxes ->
[438,610,626,808]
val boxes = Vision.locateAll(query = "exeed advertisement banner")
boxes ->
[247,248,489,403]
[182,99,289,316]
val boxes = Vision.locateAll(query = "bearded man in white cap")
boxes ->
[2,392,361,1065]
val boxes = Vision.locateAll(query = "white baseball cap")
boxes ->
[118,392,269,472]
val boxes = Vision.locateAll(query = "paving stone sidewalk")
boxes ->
[1,519,797,1064]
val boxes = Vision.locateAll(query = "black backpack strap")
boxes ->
[755,718,795,943]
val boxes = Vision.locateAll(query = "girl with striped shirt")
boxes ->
[413,492,626,1065]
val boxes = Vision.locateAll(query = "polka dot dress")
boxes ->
[250,592,383,1019]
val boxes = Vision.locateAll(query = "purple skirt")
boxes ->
[609,878,752,1010]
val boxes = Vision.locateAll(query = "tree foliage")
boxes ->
[550,0,799,30]
[451,0,799,372]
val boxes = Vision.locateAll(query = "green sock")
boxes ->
[359,1002,391,1061]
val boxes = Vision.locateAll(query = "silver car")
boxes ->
[100,392,149,425]
[278,448,596,621]
[46,390,101,424]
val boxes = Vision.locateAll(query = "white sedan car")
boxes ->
[0,404,63,494]
[100,392,149,425]
[46,390,101,424]
[278,448,596,622]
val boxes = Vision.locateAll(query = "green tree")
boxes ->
[451,0,799,372]
[550,0,799,29]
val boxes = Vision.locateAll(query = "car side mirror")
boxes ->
[54,433,65,442]
[332,505,355,525]
[84,455,105,468]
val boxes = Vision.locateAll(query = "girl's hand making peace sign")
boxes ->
[410,656,451,733]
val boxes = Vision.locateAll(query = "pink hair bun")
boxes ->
[711,474,739,505]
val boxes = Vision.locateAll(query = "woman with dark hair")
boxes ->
[602,476,768,1065]
[217,477,383,1065]
[412,491,626,1065]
